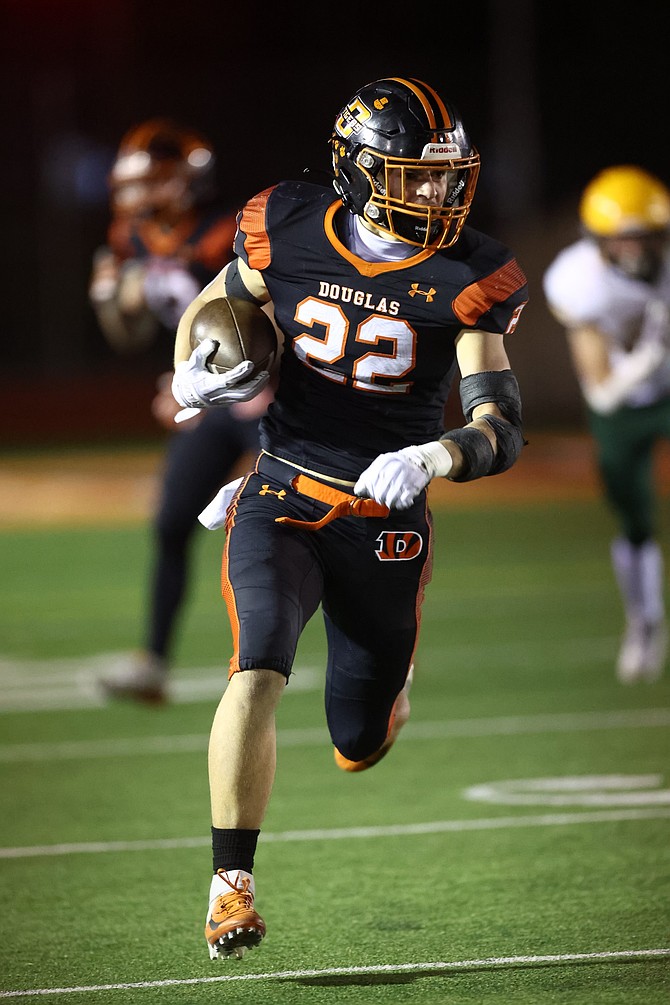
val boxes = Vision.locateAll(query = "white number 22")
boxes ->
[293,297,416,394]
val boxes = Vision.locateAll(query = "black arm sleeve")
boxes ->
[224,259,265,306]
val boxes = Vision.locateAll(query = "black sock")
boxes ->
[211,827,260,874]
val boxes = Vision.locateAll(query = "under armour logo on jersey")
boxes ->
[375,531,424,561]
[408,283,437,302]
[259,484,287,500]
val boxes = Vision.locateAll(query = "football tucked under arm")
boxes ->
[188,297,277,377]
[171,296,278,420]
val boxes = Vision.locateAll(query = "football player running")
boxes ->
[171,77,528,959]
[544,166,670,684]
[89,119,272,704]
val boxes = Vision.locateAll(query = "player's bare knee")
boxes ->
[228,667,286,709]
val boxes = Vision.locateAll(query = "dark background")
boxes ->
[2,0,669,441]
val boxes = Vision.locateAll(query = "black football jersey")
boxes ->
[234,181,527,481]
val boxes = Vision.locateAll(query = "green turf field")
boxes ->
[0,497,668,1003]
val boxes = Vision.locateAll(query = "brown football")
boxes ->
[189,297,277,377]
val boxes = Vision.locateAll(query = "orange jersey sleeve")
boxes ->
[235,187,276,272]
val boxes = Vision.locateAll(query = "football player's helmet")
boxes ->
[109,118,216,220]
[580,166,670,281]
[330,77,480,250]
[580,166,670,237]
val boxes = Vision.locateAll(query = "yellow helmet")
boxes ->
[579,166,670,237]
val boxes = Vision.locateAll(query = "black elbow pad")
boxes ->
[441,427,495,481]
[481,415,525,474]
[459,369,525,475]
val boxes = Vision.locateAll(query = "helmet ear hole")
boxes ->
[332,148,373,215]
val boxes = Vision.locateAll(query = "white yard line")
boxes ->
[0,948,667,998]
[0,707,668,763]
[0,632,622,712]
[0,655,319,711]
[2,807,670,859]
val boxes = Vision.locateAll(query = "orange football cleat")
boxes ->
[205,869,266,960]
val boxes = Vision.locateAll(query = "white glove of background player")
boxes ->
[582,309,666,412]
[354,442,453,510]
[171,337,270,423]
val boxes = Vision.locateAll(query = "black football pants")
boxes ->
[221,452,433,762]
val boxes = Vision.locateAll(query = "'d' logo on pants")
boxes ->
[375,531,423,561]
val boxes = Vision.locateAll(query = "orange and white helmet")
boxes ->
[109,118,215,219]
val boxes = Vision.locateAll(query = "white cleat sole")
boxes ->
[207,926,264,961]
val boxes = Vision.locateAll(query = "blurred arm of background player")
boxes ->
[88,118,238,429]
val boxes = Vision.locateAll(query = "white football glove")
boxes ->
[171,337,270,423]
[198,477,244,530]
[354,441,453,510]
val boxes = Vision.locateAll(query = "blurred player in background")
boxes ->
[89,118,271,703]
[544,165,670,683]
[170,76,528,959]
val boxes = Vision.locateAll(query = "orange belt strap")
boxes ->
[275,473,389,531]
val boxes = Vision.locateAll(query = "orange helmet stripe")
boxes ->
[386,77,453,130]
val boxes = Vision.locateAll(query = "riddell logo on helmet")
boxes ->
[423,143,460,158]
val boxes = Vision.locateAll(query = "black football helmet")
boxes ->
[109,118,216,220]
[331,77,480,250]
